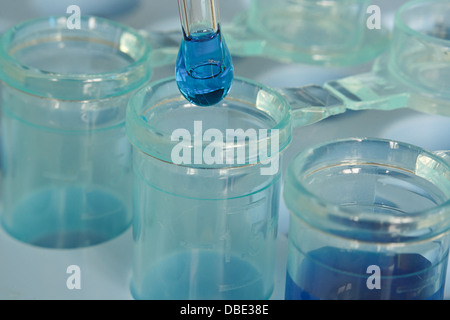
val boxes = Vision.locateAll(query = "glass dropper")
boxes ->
[175,0,234,106]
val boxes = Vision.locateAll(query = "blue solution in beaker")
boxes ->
[175,26,234,106]
[1,97,133,248]
[285,247,446,300]
[3,186,130,248]
[131,250,266,300]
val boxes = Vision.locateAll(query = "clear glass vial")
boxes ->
[127,77,291,300]
[284,138,450,300]
[224,0,388,66]
[175,0,234,106]
[0,16,152,248]
[326,0,450,118]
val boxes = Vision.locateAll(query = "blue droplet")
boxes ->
[176,26,234,107]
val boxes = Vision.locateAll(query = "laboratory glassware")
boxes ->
[284,138,450,300]
[175,0,234,106]
[128,0,450,300]
[274,0,450,126]
[0,16,152,248]
[224,0,390,66]
[149,0,450,120]
[319,0,450,119]
[127,76,289,300]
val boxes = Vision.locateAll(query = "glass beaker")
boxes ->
[284,138,450,300]
[143,0,450,116]
[326,0,450,118]
[224,0,389,66]
[270,0,450,127]
[0,16,152,248]
[127,77,292,300]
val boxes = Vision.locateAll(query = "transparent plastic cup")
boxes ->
[284,138,450,300]
[144,0,450,118]
[263,0,450,126]
[224,0,389,66]
[127,77,292,300]
[0,16,152,248]
[326,0,450,118]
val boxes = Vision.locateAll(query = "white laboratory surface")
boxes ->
[0,0,449,300]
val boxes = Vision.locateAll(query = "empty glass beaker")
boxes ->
[127,77,292,300]
[326,0,450,118]
[267,0,450,126]
[0,16,152,248]
[284,138,450,300]
[224,0,389,66]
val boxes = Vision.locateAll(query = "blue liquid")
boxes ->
[285,247,446,300]
[2,186,130,248]
[1,98,133,249]
[131,251,267,300]
[175,26,234,106]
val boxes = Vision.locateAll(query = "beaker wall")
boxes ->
[0,16,152,248]
[284,138,450,300]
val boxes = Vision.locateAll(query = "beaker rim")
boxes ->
[0,15,152,101]
[126,76,293,168]
[284,137,450,243]
[394,0,450,48]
